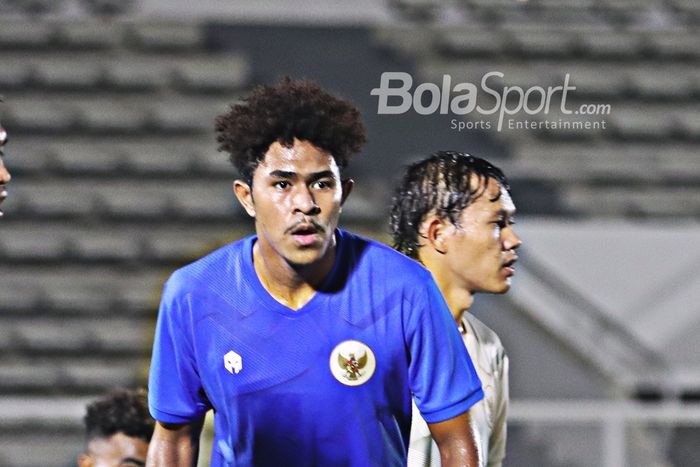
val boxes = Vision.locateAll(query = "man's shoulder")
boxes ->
[166,235,252,292]
[464,313,504,348]
[339,229,431,281]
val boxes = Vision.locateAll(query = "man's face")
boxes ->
[0,123,10,218]
[77,432,148,467]
[234,138,350,267]
[442,176,522,295]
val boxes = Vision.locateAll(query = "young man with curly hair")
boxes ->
[147,79,484,466]
[390,152,522,467]
[78,388,155,467]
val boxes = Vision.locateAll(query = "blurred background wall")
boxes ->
[0,0,699,465]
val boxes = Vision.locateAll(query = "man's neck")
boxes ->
[421,254,474,327]
[252,240,336,310]
[435,276,474,327]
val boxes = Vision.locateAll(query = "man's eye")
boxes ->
[273,181,290,189]
[495,217,515,228]
[312,180,333,189]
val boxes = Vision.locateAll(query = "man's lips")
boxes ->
[287,220,324,235]
[288,221,325,246]
[293,233,318,246]
[502,257,518,275]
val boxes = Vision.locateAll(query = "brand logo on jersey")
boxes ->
[224,350,242,374]
[329,340,376,386]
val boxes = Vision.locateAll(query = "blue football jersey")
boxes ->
[149,229,483,466]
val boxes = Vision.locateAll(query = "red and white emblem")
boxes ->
[329,340,376,386]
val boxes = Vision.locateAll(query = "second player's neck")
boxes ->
[435,277,474,327]
[253,242,335,310]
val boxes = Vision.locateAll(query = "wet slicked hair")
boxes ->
[390,151,510,259]
[84,388,154,443]
[215,77,366,184]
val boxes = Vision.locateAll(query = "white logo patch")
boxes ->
[329,340,376,386]
[224,350,242,374]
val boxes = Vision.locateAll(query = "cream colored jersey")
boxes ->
[407,313,509,467]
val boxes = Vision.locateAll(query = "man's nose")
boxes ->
[504,227,522,251]
[293,186,319,214]
[0,162,10,184]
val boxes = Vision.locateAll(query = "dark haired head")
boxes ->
[83,388,154,443]
[215,77,366,184]
[390,151,510,259]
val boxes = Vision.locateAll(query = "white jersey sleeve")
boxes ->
[486,346,508,467]
[407,312,509,467]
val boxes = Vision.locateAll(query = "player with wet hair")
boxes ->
[391,151,522,467]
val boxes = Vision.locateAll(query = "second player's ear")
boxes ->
[423,217,449,255]
[340,178,354,206]
[233,180,256,217]
[77,453,93,467]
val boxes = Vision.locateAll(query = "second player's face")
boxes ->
[0,123,10,218]
[77,432,148,467]
[444,177,522,295]
[246,139,346,267]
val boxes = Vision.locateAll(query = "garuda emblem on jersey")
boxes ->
[329,340,376,386]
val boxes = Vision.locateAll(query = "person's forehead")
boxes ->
[468,177,516,213]
[87,432,148,458]
[258,140,337,174]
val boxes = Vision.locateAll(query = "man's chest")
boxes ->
[189,305,409,402]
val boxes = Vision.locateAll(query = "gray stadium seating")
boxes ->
[5,99,77,132]
[0,21,53,48]
[1,3,699,466]
[52,144,124,174]
[577,31,644,57]
[33,59,105,90]
[103,58,170,90]
[128,22,204,51]
[0,63,32,89]
[648,32,700,58]
[54,21,124,49]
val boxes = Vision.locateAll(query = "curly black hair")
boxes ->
[215,77,367,184]
[84,388,154,443]
[390,151,510,259]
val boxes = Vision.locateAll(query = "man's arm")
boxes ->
[428,411,479,467]
[146,420,203,467]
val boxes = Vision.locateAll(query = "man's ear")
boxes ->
[77,453,93,467]
[233,180,256,217]
[340,178,354,206]
[421,216,450,255]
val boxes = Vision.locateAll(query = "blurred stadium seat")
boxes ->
[54,20,124,50]
[128,22,204,51]
[0,20,53,49]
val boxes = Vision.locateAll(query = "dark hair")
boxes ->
[390,151,510,259]
[84,388,154,443]
[215,77,366,184]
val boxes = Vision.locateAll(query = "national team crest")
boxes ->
[329,340,376,386]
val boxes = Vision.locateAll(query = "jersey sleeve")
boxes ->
[148,276,210,423]
[405,275,484,424]
[487,350,509,467]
